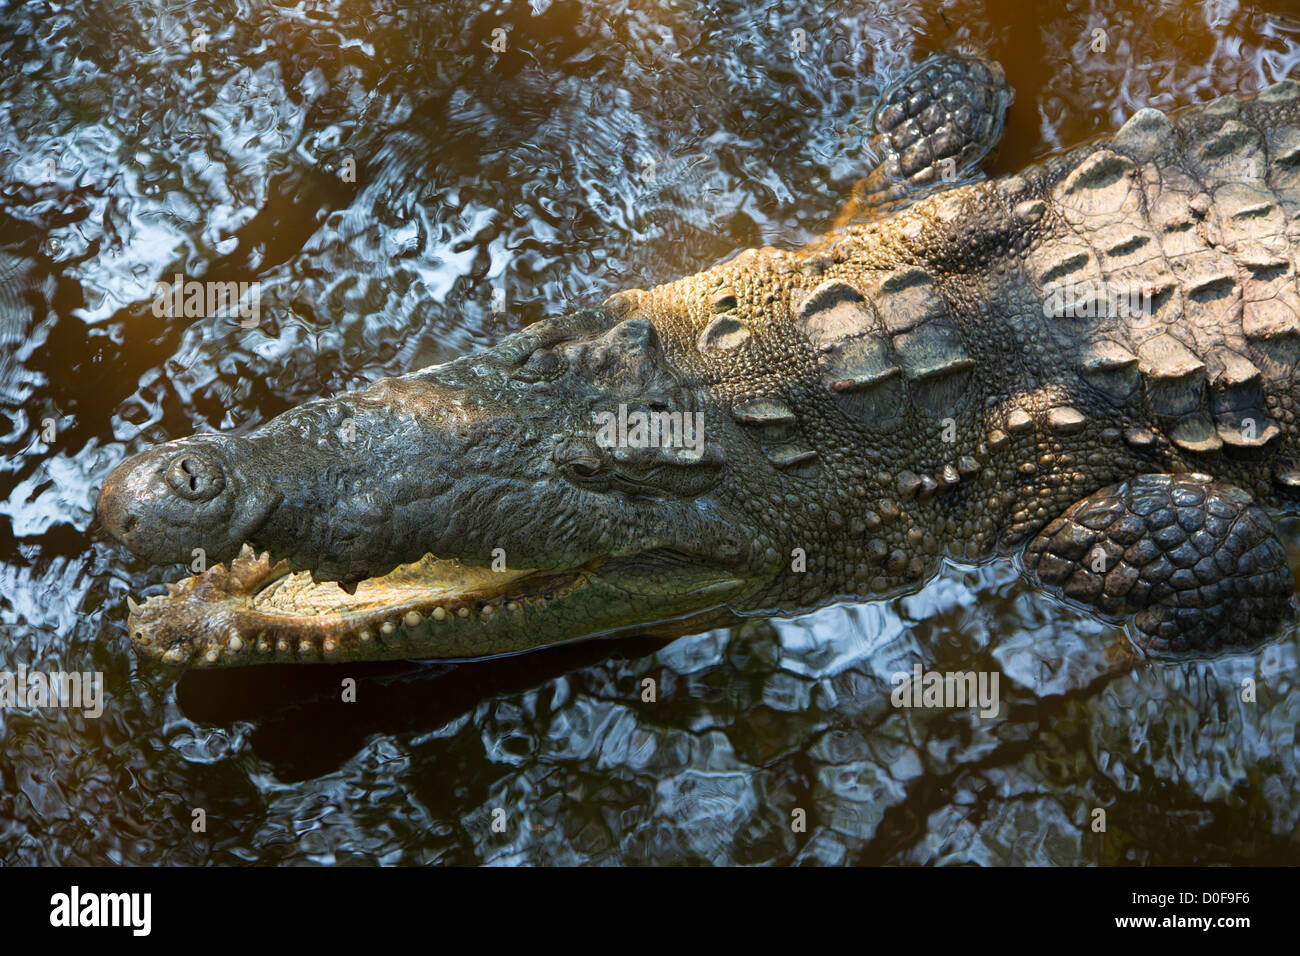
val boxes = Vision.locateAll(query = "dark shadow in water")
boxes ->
[175,633,670,781]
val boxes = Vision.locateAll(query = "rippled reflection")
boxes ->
[2,0,1299,864]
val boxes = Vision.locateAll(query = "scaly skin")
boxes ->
[97,71,1300,667]
[837,52,1013,224]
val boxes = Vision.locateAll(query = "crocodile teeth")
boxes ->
[127,595,141,614]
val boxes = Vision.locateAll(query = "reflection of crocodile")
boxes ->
[96,53,1300,667]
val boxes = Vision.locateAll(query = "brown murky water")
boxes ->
[2,0,1300,864]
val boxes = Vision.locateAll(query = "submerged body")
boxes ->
[97,66,1300,667]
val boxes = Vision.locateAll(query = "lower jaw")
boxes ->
[127,548,743,668]
[128,548,597,666]
[200,583,588,666]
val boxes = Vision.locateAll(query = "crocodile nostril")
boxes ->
[166,453,226,501]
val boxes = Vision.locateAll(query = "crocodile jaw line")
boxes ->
[128,545,587,666]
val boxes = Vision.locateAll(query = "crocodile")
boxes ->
[96,55,1300,668]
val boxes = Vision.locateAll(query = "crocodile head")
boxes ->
[98,299,790,667]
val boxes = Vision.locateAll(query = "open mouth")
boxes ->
[128,544,591,666]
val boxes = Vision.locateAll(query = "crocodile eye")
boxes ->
[554,436,605,482]
[514,347,564,383]
[569,457,602,479]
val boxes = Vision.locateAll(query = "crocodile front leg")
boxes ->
[1021,474,1296,653]
[836,52,1012,225]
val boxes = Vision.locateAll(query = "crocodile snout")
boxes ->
[97,435,280,566]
